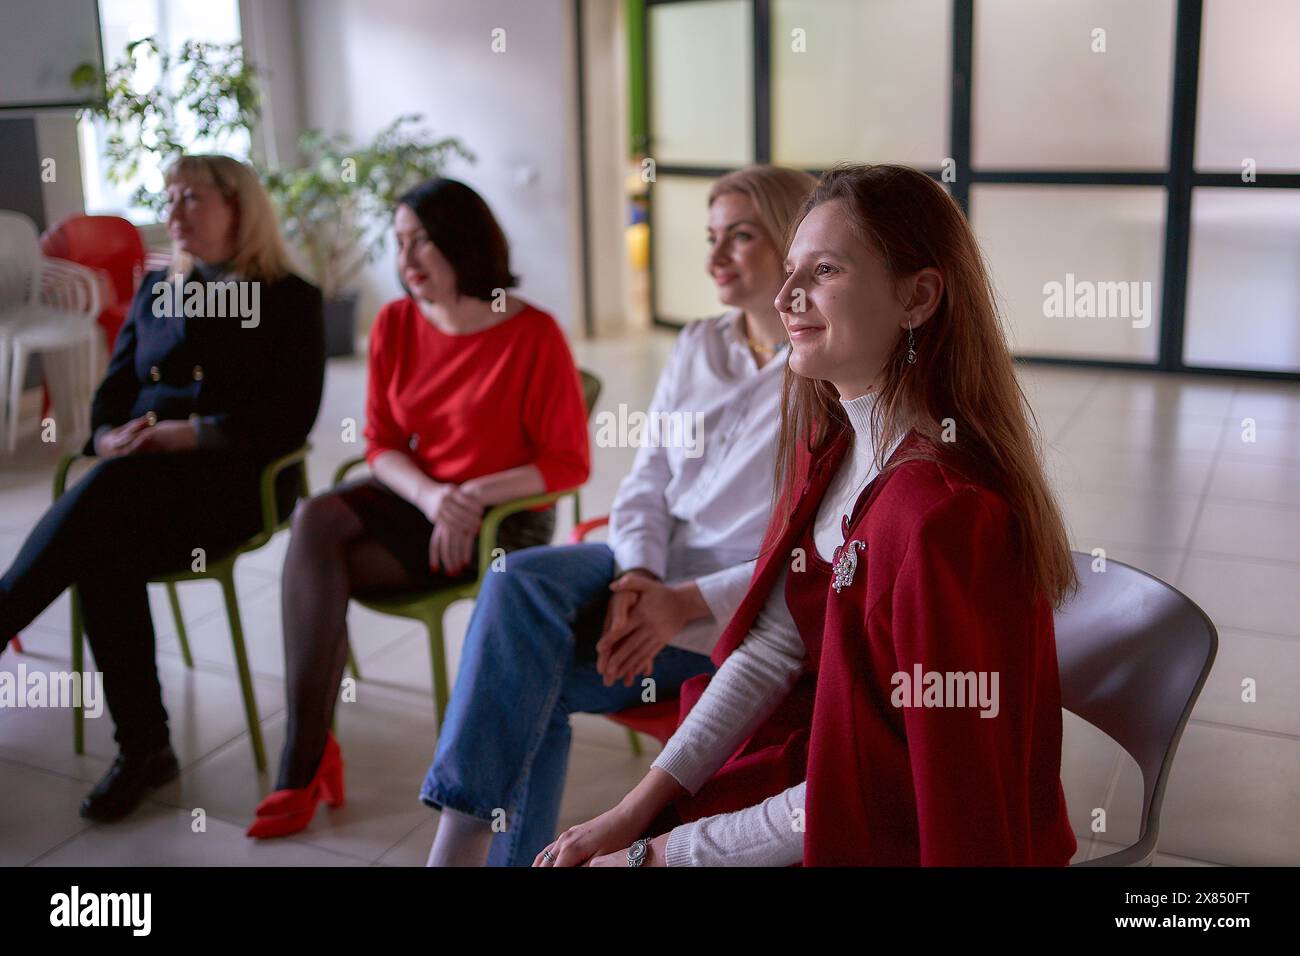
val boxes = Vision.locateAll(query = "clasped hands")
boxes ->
[95,416,198,458]
[418,480,488,576]
[596,569,708,689]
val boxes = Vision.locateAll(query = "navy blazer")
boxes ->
[86,267,326,465]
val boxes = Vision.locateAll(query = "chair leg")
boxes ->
[7,342,27,454]
[80,336,98,438]
[218,570,267,772]
[425,606,451,732]
[71,588,84,755]
[50,341,84,441]
[0,336,9,452]
[625,728,643,757]
[166,582,194,668]
[43,346,78,442]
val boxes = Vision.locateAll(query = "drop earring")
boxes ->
[906,315,916,364]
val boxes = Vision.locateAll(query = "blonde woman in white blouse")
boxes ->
[419,165,817,867]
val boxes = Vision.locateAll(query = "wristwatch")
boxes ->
[627,838,649,867]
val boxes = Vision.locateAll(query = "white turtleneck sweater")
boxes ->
[653,392,901,866]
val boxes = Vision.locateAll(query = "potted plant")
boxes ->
[262,116,474,355]
[72,36,260,216]
[74,41,473,355]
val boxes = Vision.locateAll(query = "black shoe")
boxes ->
[79,746,180,822]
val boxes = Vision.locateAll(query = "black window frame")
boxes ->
[638,0,1300,382]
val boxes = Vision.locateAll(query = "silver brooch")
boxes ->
[831,540,866,593]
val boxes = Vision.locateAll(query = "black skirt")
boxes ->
[334,477,556,590]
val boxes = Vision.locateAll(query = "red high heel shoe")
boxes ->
[246,732,345,839]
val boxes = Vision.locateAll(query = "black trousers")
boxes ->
[0,451,276,755]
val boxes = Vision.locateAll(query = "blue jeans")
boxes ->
[418,543,716,867]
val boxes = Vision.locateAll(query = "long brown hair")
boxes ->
[773,164,1077,607]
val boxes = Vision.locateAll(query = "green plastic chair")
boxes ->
[54,444,312,772]
[337,369,602,730]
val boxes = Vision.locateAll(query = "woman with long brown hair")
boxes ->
[538,163,1078,867]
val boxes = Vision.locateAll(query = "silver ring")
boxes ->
[542,849,555,863]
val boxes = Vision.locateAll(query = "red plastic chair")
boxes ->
[39,214,146,352]
[568,515,681,756]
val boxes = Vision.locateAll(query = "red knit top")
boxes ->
[363,297,590,492]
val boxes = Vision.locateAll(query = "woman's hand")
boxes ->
[429,523,476,576]
[94,417,152,458]
[534,801,654,868]
[596,577,710,687]
[120,419,199,455]
[598,568,653,647]
[417,482,483,535]
[586,833,670,867]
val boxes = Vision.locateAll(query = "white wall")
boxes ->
[292,0,585,334]
[0,0,100,108]
[581,0,632,336]
[240,0,304,169]
[36,114,86,226]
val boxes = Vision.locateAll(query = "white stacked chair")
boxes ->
[0,211,102,453]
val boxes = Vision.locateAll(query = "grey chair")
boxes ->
[1056,551,1218,866]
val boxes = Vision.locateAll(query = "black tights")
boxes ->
[276,491,419,789]
[276,481,554,790]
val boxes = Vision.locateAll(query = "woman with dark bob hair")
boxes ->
[247,178,591,838]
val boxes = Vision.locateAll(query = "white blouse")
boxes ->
[607,311,787,654]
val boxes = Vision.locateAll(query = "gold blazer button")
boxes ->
[192,366,204,381]
[145,411,158,426]
[149,366,161,382]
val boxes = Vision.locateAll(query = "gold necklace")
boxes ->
[747,336,780,357]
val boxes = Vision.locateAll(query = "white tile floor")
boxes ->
[2,329,1298,866]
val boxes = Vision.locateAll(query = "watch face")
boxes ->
[627,840,647,866]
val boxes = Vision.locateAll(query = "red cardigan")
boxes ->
[363,298,590,493]
[673,430,1077,866]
